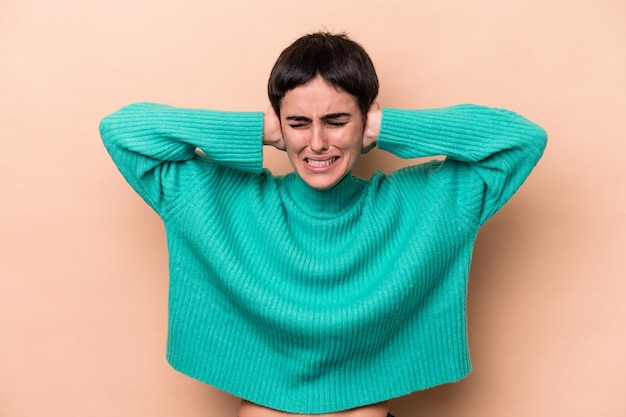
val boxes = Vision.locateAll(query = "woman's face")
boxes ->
[279,76,364,190]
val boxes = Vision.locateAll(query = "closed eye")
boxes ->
[286,116,312,129]
[285,113,352,128]
[322,113,352,128]
[288,122,310,129]
[326,121,349,127]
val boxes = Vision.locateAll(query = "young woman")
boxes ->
[100,32,547,417]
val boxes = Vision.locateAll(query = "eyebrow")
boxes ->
[285,116,312,123]
[285,113,353,123]
[321,112,352,121]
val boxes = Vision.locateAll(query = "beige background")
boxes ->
[1,0,625,416]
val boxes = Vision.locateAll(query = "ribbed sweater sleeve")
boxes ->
[99,102,263,215]
[378,105,547,225]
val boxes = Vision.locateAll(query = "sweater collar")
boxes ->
[283,172,365,217]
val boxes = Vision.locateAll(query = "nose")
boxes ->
[309,125,328,152]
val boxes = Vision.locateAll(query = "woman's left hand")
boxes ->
[362,102,381,154]
[263,106,285,150]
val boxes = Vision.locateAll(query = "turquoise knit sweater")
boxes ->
[100,103,546,413]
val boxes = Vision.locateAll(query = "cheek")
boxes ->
[336,129,363,153]
[283,135,310,165]
[282,131,305,152]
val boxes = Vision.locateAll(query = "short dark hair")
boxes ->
[268,32,379,118]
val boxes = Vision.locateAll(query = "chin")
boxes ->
[304,179,336,190]
[300,173,346,190]
[294,159,352,190]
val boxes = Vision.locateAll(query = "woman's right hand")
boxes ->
[263,107,285,150]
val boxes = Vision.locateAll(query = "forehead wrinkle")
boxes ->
[280,77,359,120]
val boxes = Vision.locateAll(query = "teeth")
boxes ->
[307,158,336,167]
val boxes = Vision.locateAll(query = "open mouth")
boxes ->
[305,157,338,168]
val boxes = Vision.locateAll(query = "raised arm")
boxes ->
[376,104,547,225]
[100,102,264,214]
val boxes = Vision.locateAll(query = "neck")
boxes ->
[282,172,365,216]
